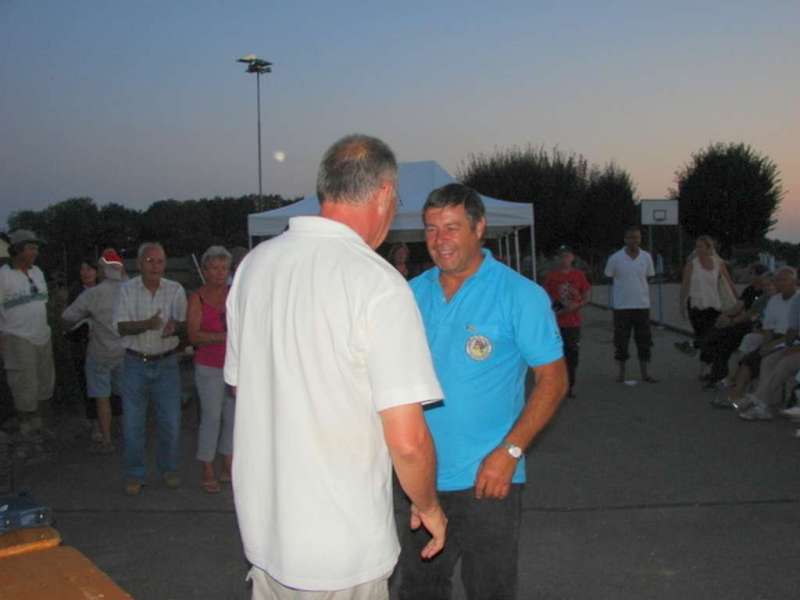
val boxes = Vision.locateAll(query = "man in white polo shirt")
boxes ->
[225,134,447,599]
[604,226,657,383]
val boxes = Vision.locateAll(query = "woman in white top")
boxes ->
[677,235,737,365]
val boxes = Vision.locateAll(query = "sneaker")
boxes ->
[779,406,800,421]
[90,421,103,443]
[674,341,697,356]
[710,394,734,409]
[732,394,756,412]
[162,471,181,489]
[124,480,143,496]
[738,404,773,421]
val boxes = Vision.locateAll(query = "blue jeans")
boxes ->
[396,484,522,600]
[121,353,181,481]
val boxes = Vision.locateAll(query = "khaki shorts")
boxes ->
[248,566,389,600]
[1,333,55,413]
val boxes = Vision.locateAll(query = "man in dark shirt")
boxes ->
[700,263,769,387]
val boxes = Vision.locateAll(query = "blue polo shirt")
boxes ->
[410,249,563,491]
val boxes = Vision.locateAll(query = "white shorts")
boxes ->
[247,566,389,600]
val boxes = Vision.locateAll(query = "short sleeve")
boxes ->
[223,281,239,386]
[576,271,591,294]
[512,280,564,367]
[172,285,188,321]
[646,254,656,277]
[365,286,443,413]
[112,282,132,332]
[603,255,615,278]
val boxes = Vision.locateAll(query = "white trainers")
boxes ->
[779,405,800,421]
[738,403,773,421]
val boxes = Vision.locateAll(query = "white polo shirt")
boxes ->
[762,290,799,334]
[604,247,655,310]
[0,264,50,345]
[225,216,442,591]
[112,276,187,354]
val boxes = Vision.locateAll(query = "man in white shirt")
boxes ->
[113,242,187,496]
[225,134,447,599]
[0,229,54,458]
[604,226,657,383]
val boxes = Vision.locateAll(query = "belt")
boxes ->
[126,349,176,362]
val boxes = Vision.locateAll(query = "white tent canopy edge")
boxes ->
[247,161,537,275]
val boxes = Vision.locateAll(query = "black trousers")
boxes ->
[560,326,581,390]
[700,321,752,381]
[612,309,652,362]
[687,302,721,362]
[396,485,522,600]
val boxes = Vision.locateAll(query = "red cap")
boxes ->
[100,249,124,266]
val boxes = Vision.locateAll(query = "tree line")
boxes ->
[6,194,297,280]
[5,140,790,283]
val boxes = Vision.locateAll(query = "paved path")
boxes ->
[13,306,800,599]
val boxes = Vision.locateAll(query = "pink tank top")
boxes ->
[194,293,227,368]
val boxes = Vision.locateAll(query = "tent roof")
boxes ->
[247,161,532,242]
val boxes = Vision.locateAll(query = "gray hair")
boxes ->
[316,134,397,205]
[200,245,232,269]
[137,242,165,261]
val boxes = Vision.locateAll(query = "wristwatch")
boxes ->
[502,442,522,459]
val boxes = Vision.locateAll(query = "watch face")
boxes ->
[507,444,522,458]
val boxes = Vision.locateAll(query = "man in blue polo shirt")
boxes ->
[397,183,567,600]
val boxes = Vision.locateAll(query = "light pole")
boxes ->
[237,54,272,212]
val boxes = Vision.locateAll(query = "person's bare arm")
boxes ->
[118,310,162,336]
[186,293,225,346]
[474,358,568,500]
[381,403,446,559]
[679,262,692,319]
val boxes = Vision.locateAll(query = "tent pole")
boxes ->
[505,235,511,267]
[514,229,521,273]
[530,224,537,281]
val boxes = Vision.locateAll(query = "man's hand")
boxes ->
[474,446,518,500]
[147,310,163,331]
[409,503,447,560]
[161,318,177,337]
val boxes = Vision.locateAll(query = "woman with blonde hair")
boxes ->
[676,236,737,370]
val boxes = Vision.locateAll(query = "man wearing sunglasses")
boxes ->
[0,229,55,460]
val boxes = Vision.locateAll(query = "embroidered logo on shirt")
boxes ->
[465,334,492,361]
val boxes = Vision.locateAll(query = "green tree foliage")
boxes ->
[459,146,589,255]
[575,163,638,258]
[671,142,783,254]
[6,194,294,284]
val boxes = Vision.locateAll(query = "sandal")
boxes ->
[201,479,221,494]
[218,472,232,484]
[90,441,115,455]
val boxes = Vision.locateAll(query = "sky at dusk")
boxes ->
[1,1,798,241]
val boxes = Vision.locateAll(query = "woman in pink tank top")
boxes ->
[187,246,234,493]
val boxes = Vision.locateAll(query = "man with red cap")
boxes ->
[62,249,128,453]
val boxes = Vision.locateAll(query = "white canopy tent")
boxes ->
[247,161,536,275]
